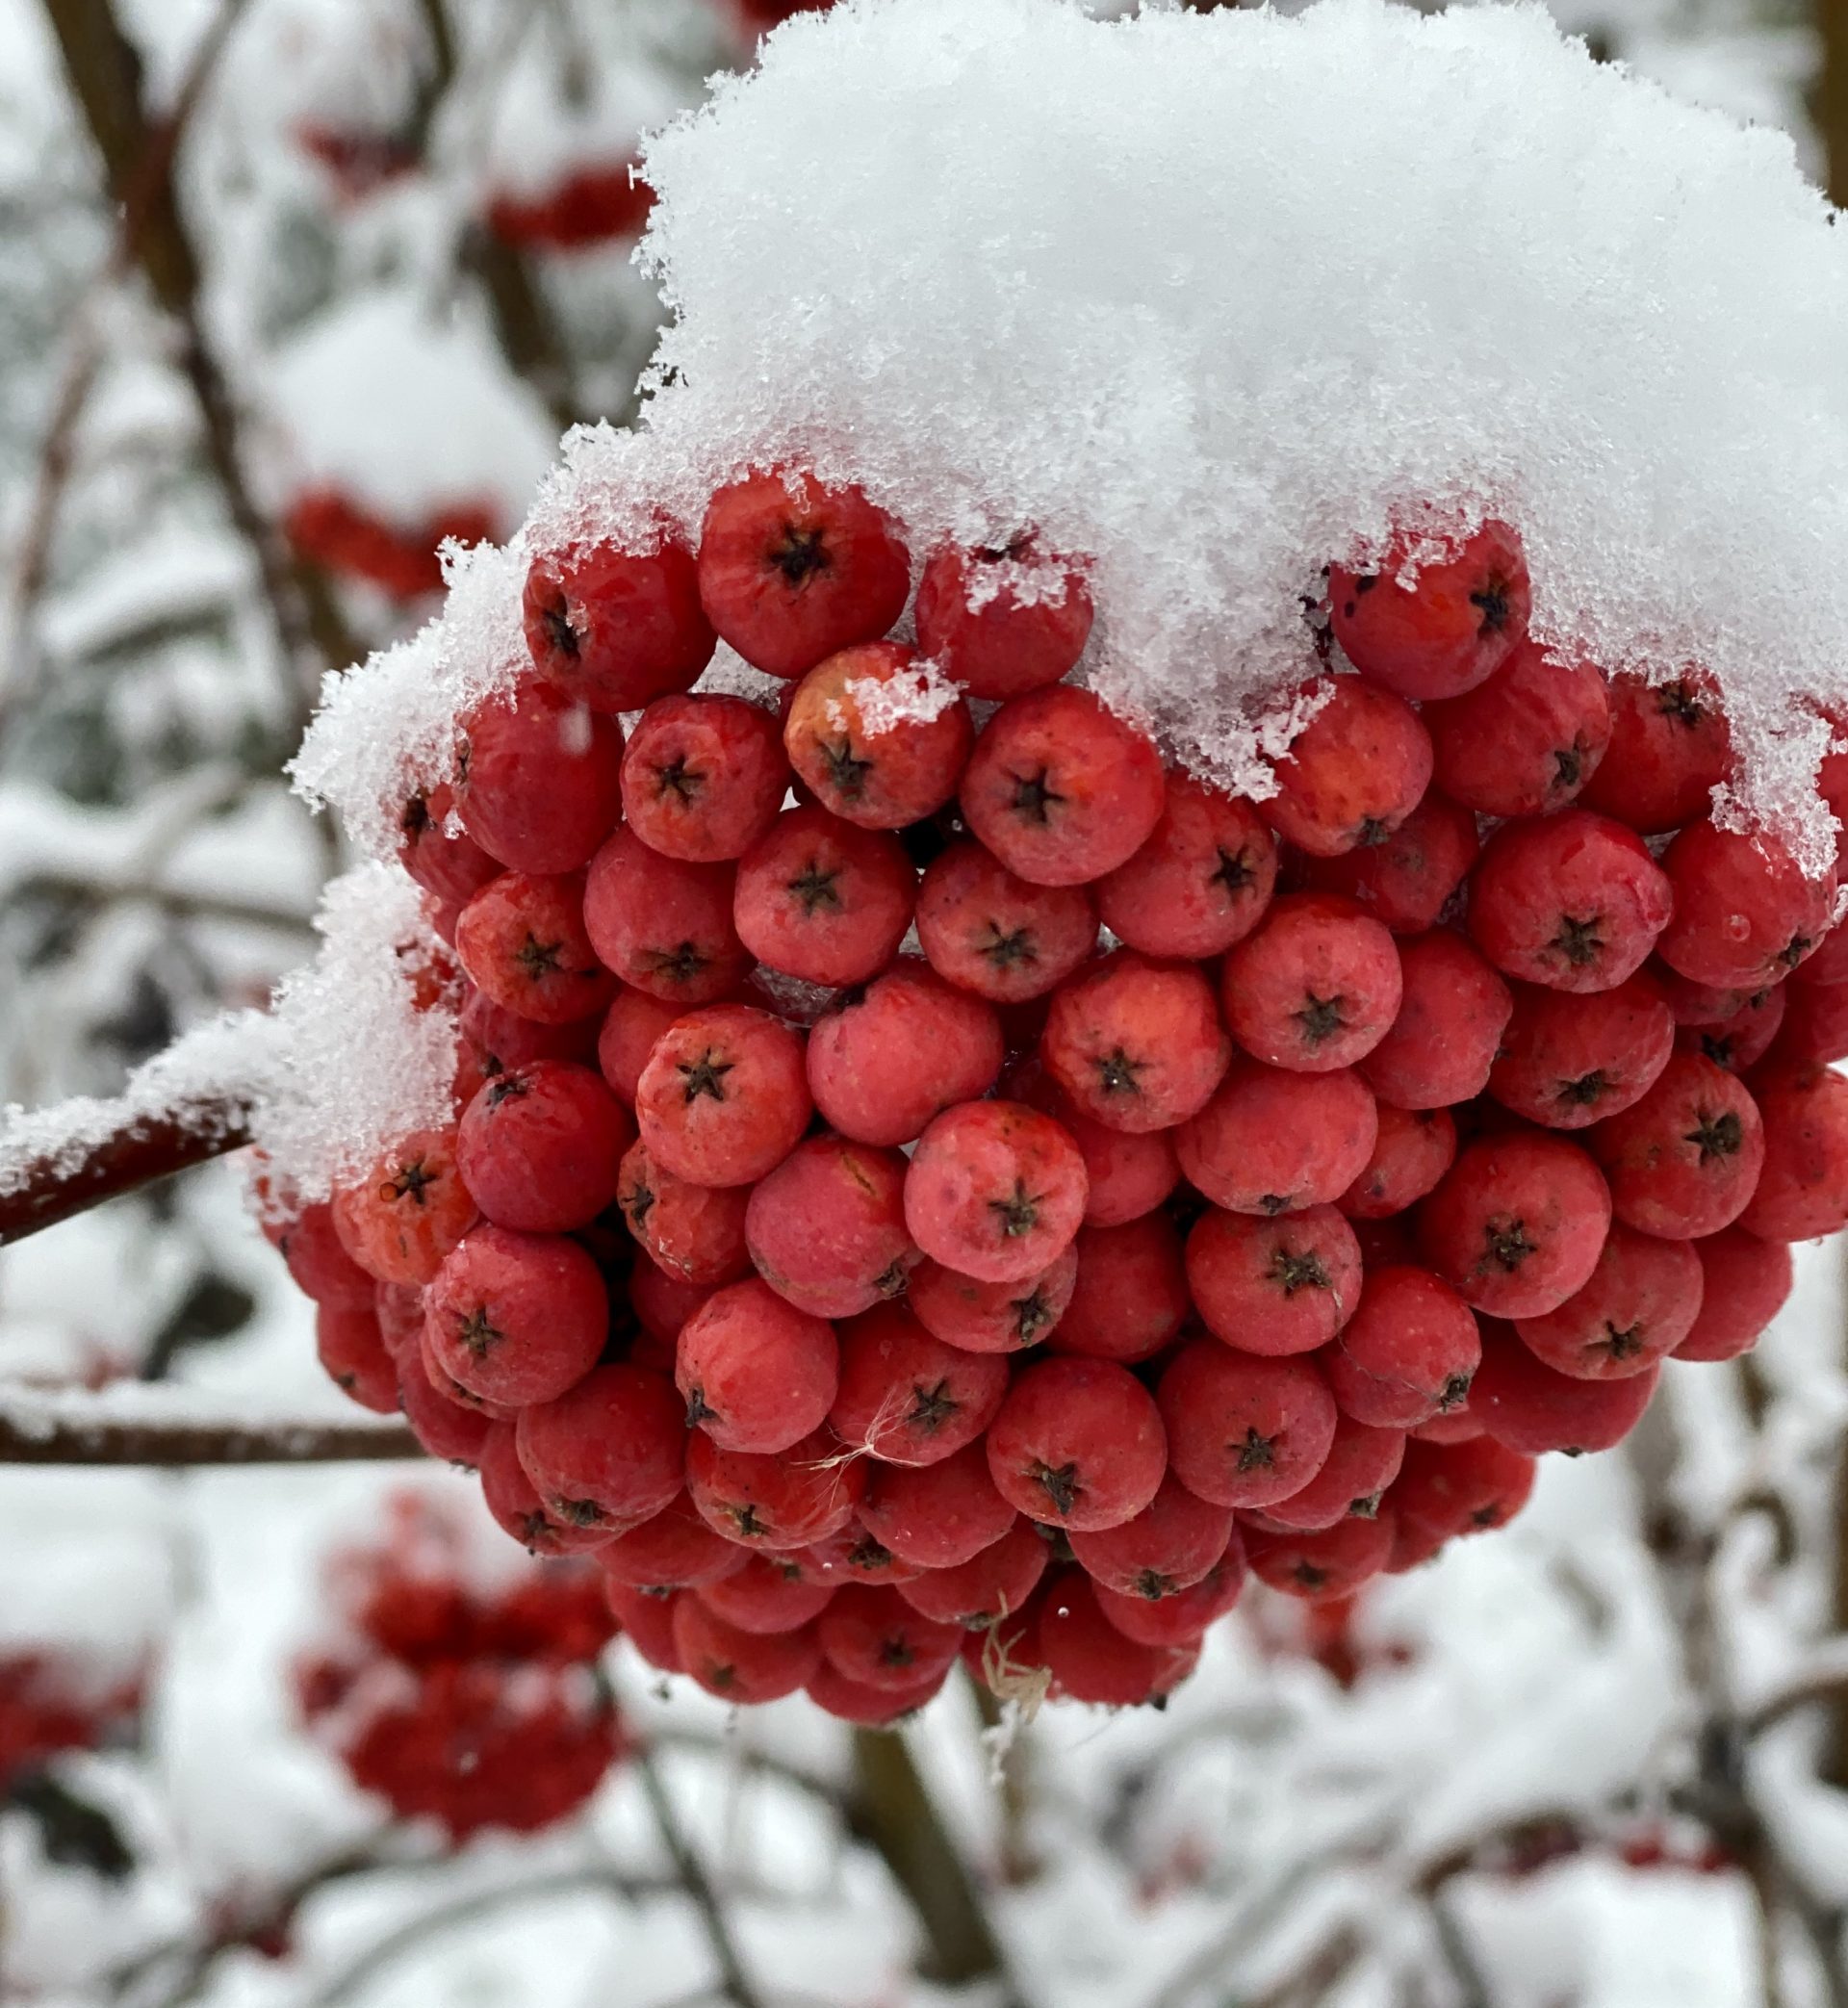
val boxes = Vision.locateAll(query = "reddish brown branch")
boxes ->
[0,1401,421,1465]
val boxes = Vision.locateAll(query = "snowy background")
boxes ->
[4,1,1848,2004]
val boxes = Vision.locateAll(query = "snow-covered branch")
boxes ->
[0,1383,421,1464]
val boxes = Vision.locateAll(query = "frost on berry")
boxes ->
[685,1426,867,1549]
[457,1060,632,1233]
[597,986,690,1106]
[784,642,974,829]
[1656,823,1837,992]
[1260,677,1432,858]
[619,693,788,862]
[1009,1058,1182,1226]
[1156,1342,1336,1509]
[516,1365,687,1532]
[332,1128,478,1284]
[1329,521,1529,702]
[634,1003,811,1188]
[913,534,1092,701]
[1221,893,1402,1074]
[582,827,750,1005]
[455,871,616,1025]
[1042,951,1230,1131]
[425,1224,607,1405]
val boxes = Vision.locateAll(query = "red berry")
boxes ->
[332,1129,479,1285]
[1157,1342,1336,1507]
[818,1585,962,1692]
[1223,894,1403,1074]
[1048,1213,1190,1364]
[1513,1223,1702,1379]
[808,1660,946,1722]
[619,694,787,862]
[460,989,600,1081]
[685,1427,867,1548]
[1095,774,1278,958]
[1255,1415,1405,1532]
[1300,788,1477,934]
[1424,640,1610,816]
[801,1524,926,1587]
[1739,1059,1848,1242]
[697,1554,836,1634]
[1587,1051,1764,1238]
[806,960,1003,1146]
[456,681,624,874]
[425,1224,607,1404]
[479,1425,612,1556]
[745,1136,915,1317]
[281,1201,375,1311]
[1407,1406,1484,1447]
[828,1301,1008,1465]
[895,1520,1050,1629]
[913,535,1092,700]
[1091,1545,1246,1646]
[676,1278,838,1454]
[733,805,915,986]
[1675,1228,1792,1361]
[904,1099,1089,1282]
[960,686,1165,886]
[1487,974,1676,1130]
[1245,1512,1396,1602]
[1469,1323,1659,1455]
[582,828,749,1005]
[597,1495,748,1590]
[420,1327,517,1422]
[1010,1060,1181,1225]
[513,1364,685,1533]
[457,1061,632,1232]
[617,1140,750,1285]
[1036,1571,1194,1704]
[1579,672,1732,835]
[672,1598,822,1703]
[859,1440,1017,1567]
[1175,1059,1378,1216]
[397,1361,494,1465]
[1656,823,1836,991]
[596,986,686,1106]
[1680,985,1787,1076]
[1421,1131,1611,1317]
[698,471,909,679]
[1042,951,1230,1130]
[1337,1104,1456,1219]
[1468,811,1673,993]
[398,785,500,907]
[629,1259,715,1346]
[523,537,714,712]
[1389,1435,1536,1544]
[784,643,973,829]
[986,1357,1166,1532]
[1185,1203,1361,1357]
[1068,1474,1232,1600]
[1774,977,1848,1068]
[1329,521,1529,701]
[316,1303,398,1413]
[1260,678,1432,858]
[605,1581,685,1672]
[915,840,1098,1001]
[1323,1265,1480,1428]
[455,871,616,1025]
[906,1245,1079,1354]
[634,1004,811,1187]
[1355,929,1511,1109]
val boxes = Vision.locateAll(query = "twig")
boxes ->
[634,1741,768,2008]
[0,1390,421,1466]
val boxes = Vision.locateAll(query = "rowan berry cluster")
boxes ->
[0,1652,144,1793]
[293,1493,621,1838]
[272,465,1848,1719]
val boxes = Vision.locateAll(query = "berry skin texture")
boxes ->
[1095,775,1279,959]
[960,685,1166,886]
[283,1200,384,1312]
[1424,640,1610,817]
[458,1061,632,1233]
[828,1301,1009,1465]
[1301,788,1478,935]
[1356,930,1511,1111]
[696,1554,835,1635]
[675,1279,839,1455]
[425,1225,608,1406]
[617,1140,750,1286]
[808,1661,946,1724]
[1222,894,1402,1074]
[399,785,500,908]
[1036,1572,1194,1705]
[1091,1544,1246,1646]
[1338,1104,1456,1220]
[1513,1223,1703,1379]
[1681,984,1787,1076]
[516,1365,687,1532]
[604,1581,685,1672]
[455,872,616,1025]
[905,1100,1089,1282]
[479,1425,611,1556]
[1068,1475,1233,1600]
[333,1129,479,1285]
[1324,1264,1480,1429]
[733,806,915,987]
[746,1137,916,1317]
[1186,1204,1362,1357]
[461,989,600,1080]
[1010,1061,1181,1226]
[1656,824,1837,991]
[1254,1415,1406,1532]
[818,1586,963,1693]
[697,471,910,681]
[1175,1059,1378,1217]
[895,1519,1050,1629]
[1488,974,1676,1130]
[396,1362,494,1465]
[1776,978,1848,1069]
[1468,811,1674,993]
[1579,672,1732,835]
[860,1440,1018,1567]
[1050,1214,1191,1364]
[784,642,974,829]
[1157,1342,1337,1508]
[806,961,1004,1146]
[1676,1228,1792,1361]
[597,986,688,1106]
[1419,1131,1611,1319]
[1740,1060,1848,1242]
[913,535,1092,701]
[987,1358,1167,1532]
[456,681,625,875]
[523,537,715,712]
[1245,1512,1396,1602]
[1042,951,1231,1131]
[907,1244,1080,1354]
[1587,1051,1765,1239]
[1469,1324,1660,1456]
[619,695,787,862]
[915,841,1098,1002]
[1260,677,1433,858]
[685,1427,867,1549]
[634,1005,811,1188]
[582,828,749,1006]
[316,1304,399,1413]
[672,1599,822,1704]
[597,1495,747,1590]
[1328,521,1529,701]
[1390,1434,1536,1549]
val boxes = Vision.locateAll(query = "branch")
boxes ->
[0,1388,422,1465]
[633,1742,767,2008]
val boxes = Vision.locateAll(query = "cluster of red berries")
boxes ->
[0,1652,144,1793]
[294,1493,621,1838]
[272,459,1848,1721]
[285,488,500,603]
